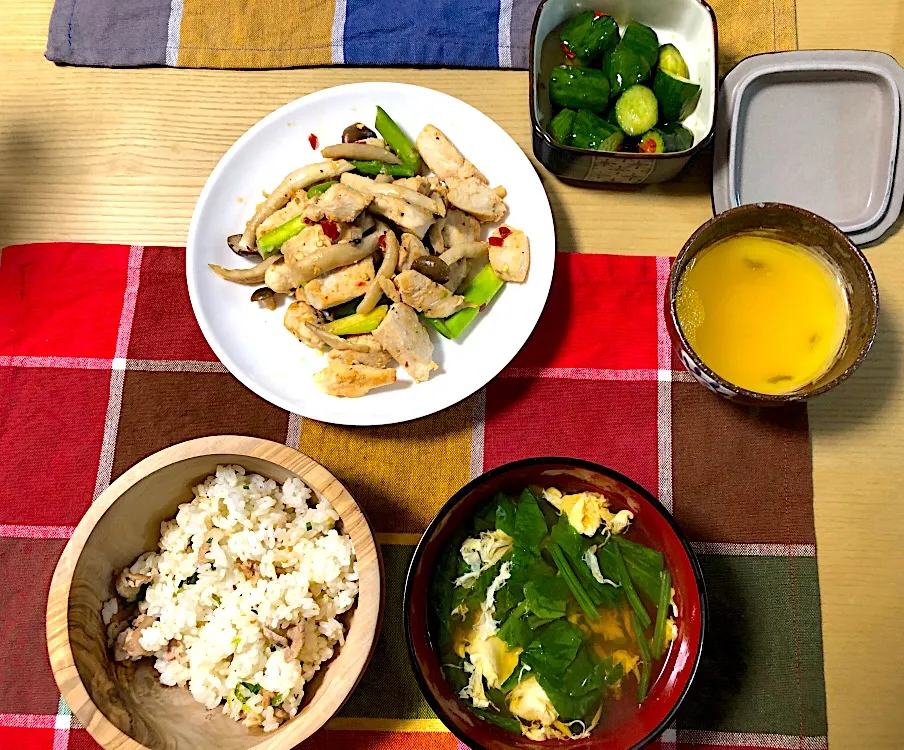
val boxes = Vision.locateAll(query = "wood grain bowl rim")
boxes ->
[45,435,384,750]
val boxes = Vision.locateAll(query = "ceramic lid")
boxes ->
[713,50,904,245]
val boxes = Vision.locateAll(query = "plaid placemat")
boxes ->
[0,244,826,749]
[45,0,797,72]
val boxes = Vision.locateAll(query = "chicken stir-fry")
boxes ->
[209,107,532,398]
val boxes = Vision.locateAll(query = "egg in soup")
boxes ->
[676,233,849,395]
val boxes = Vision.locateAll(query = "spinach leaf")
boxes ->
[495,493,517,537]
[462,559,504,613]
[521,619,583,681]
[532,485,561,529]
[524,577,569,620]
[498,601,532,650]
[500,658,531,692]
[498,490,551,620]
[430,543,460,659]
[473,497,499,532]
[549,515,624,609]
[472,707,522,734]
[599,541,651,627]
[442,661,470,694]
[514,489,548,550]
[550,512,588,560]
[614,536,664,603]
[535,645,606,722]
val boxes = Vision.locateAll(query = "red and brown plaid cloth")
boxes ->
[0,243,827,749]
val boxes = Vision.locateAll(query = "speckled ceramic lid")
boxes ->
[713,50,904,245]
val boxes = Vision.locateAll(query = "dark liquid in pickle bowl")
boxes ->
[429,484,677,741]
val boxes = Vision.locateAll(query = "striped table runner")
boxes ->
[46,0,797,72]
[0,244,826,749]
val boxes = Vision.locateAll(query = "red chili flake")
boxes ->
[593,11,608,18]
[378,233,387,249]
[356,281,366,287]
[303,217,315,225]
[308,133,318,149]
[560,42,576,60]
[498,226,512,239]
[319,219,339,241]
[479,304,488,312]
[488,236,504,247]
[639,139,658,154]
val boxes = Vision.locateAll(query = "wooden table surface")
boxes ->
[2,1,902,747]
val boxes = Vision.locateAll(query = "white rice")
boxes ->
[107,465,359,731]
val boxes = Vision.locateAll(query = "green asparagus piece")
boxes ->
[651,569,672,658]
[428,263,505,339]
[323,305,388,336]
[549,543,600,622]
[257,216,305,258]
[307,180,338,198]
[375,106,421,169]
[631,612,653,703]
[349,160,416,178]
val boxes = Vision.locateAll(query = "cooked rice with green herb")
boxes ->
[104,465,358,731]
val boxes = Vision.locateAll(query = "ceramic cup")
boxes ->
[668,202,880,405]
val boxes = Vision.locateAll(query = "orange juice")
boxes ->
[676,234,849,395]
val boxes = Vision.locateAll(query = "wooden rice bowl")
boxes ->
[46,436,383,750]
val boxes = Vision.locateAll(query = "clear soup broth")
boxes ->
[676,233,850,395]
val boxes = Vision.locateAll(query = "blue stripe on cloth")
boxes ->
[343,0,503,67]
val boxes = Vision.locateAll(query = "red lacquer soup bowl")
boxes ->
[404,457,706,749]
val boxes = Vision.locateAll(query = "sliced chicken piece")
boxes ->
[344,334,384,354]
[394,176,431,194]
[394,176,449,205]
[426,176,449,200]
[303,256,375,310]
[284,624,306,662]
[378,276,401,303]
[313,359,397,398]
[442,209,480,247]
[368,195,435,239]
[284,300,326,350]
[416,125,487,183]
[489,227,530,283]
[282,225,331,271]
[236,160,354,252]
[328,347,393,368]
[264,259,295,293]
[398,233,430,272]
[114,569,151,602]
[395,270,470,318]
[444,260,469,293]
[446,176,506,223]
[261,626,289,648]
[256,195,307,240]
[303,184,373,224]
[372,302,438,383]
[113,614,157,662]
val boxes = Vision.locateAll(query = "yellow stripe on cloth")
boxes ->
[711,0,798,74]
[177,0,335,68]
[297,395,478,533]
[326,718,449,733]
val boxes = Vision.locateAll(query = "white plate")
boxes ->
[187,83,555,426]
